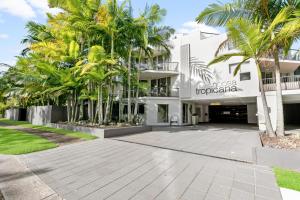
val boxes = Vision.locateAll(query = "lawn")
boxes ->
[274,167,300,192]
[0,119,96,140]
[0,127,57,155]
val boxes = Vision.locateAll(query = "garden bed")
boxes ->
[58,121,136,129]
[260,133,300,150]
[50,123,152,138]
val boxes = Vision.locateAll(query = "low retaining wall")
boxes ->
[5,108,27,121]
[48,123,152,139]
[253,147,300,171]
[27,106,67,125]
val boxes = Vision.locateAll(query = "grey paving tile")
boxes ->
[255,186,282,200]
[230,188,254,200]
[232,180,255,194]
[20,132,281,200]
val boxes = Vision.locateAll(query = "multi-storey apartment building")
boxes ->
[126,30,300,131]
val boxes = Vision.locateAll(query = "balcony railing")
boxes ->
[263,49,300,61]
[263,75,300,91]
[139,62,179,72]
[123,88,179,98]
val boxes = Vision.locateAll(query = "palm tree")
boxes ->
[80,45,118,124]
[208,18,276,136]
[196,0,300,136]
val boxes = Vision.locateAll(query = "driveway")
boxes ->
[20,139,282,200]
[114,124,261,163]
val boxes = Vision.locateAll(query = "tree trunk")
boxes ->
[257,64,276,137]
[103,31,114,125]
[134,49,142,116]
[127,45,133,123]
[79,100,84,121]
[98,85,103,125]
[104,82,111,125]
[87,81,93,121]
[67,95,71,122]
[273,48,285,136]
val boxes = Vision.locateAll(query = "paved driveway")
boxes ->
[114,124,261,163]
[21,139,281,200]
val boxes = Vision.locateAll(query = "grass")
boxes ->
[274,167,300,192]
[0,127,57,155]
[0,119,96,140]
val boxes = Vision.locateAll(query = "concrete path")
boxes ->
[0,122,82,146]
[114,124,262,163]
[21,139,282,200]
[0,155,63,200]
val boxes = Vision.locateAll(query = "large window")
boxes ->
[157,104,169,123]
[151,77,171,97]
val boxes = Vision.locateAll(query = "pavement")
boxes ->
[0,124,283,200]
[18,139,282,200]
[0,155,63,200]
[114,124,262,163]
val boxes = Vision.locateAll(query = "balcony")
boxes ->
[139,62,179,79]
[123,88,179,98]
[263,75,300,91]
[260,50,300,72]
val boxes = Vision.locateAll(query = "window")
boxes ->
[151,77,171,97]
[182,103,189,124]
[138,104,145,114]
[157,104,169,123]
[228,41,235,50]
[240,72,251,81]
[294,67,300,75]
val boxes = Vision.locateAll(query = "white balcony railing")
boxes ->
[139,62,179,72]
[263,75,300,91]
[263,49,300,61]
[123,88,179,98]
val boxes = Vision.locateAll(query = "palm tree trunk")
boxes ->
[98,85,103,125]
[67,95,71,122]
[273,48,285,136]
[103,31,114,125]
[104,81,111,125]
[257,64,276,137]
[134,49,142,116]
[88,81,93,121]
[79,100,84,120]
[127,45,133,123]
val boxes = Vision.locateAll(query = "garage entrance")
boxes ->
[284,104,300,125]
[209,105,248,124]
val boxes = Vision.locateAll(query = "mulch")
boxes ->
[260,133,300,150]
[0,122,83,146]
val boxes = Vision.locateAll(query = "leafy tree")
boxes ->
[197,0,300,136]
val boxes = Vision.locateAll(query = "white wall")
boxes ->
[5,109,19,120]
[247,103,258,124]
[170,32,260,101]
[257,94,277,131]
[145,98,180,126]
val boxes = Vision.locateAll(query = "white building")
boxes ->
[126,30,300,131]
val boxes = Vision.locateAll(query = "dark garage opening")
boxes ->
[284,104,300,125]
[209,105,248,124]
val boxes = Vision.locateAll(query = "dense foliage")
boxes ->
[0,0,174,124]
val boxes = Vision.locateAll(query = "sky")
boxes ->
[0,0,232,71]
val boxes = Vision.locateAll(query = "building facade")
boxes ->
[128,30,300,131]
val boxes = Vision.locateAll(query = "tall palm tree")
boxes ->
[208,18,276,136]
[196,0,300,136]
